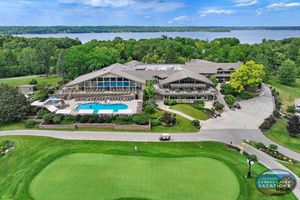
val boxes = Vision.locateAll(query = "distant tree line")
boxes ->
[0,26,230,34]
[0,35,300,83]
[1,26,300,34]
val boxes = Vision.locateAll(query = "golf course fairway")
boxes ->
[30,153,239,200]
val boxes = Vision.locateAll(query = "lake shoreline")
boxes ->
[10,30,300,44]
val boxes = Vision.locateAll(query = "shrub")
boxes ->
[238,91,256,100]
[224,95,236,108]
[269,144,278,151]
[96,116,105,123]
[43,113,55,124]
[29,79,38,85]
[78,115,90,123]
[164,99,177,106]
[271,88,282,110]
[259,115,277,131]
[115,116,132,125]
[192,120,200,128]
[52,115,62,124]
[273,110,281,118]
[145,99,157,107]
[255,142,265,149]
[88,115,99,123]
[132,114,150,125]
[194,100,205,109]
[37,109,48,119]
[194,100,205,106]
[248,154,258,162]
[151,120,161,127]
[193,103,204,109]
[160,112,176,126]
[286,105,296,114]
[25,119,36,128]
[214,101,224,112]
[287,115,300,137]
[63,116,76,123]
[144,105,156,114]
[220,83,236,95]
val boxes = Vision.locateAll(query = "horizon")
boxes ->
[1,0,300,26]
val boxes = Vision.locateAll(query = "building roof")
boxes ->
[183,59,242,74]
[66,63,146,87]
[159,68,213,85]
[65,59,241,87]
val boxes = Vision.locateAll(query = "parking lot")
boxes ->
[201,84,274,130]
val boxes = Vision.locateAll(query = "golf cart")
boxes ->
[159,134,171,141]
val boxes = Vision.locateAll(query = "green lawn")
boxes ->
[30,153,239,200]
[0,75,63,87]
[281,162,300,178]
[267,76,300,109]
[0,121,27,131]
[0,136,295,200]
[150,109,199,133]
[266,119,300,153]
[170,104,209,120]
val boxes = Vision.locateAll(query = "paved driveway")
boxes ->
[201,84,274,129]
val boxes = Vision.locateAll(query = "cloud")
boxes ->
[233,0,258,7]
[199,8,236,17]
[59,0,185,12]
[266,2,300,11]
[168,15,188,24]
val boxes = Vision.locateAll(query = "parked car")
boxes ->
[233,103,241,109]
[296,104,300,113]
[159,134,171,141]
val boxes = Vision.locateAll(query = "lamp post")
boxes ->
[246,157,255,178]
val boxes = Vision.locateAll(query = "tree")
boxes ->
[160,112,176,126]
[287,115,300,137]
[278,59,297,85]
[209,75,217,87]
[0,84,29,125]
[230,61,265,92]
[144,80,155,100]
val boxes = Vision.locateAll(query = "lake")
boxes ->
[14,30,300,44]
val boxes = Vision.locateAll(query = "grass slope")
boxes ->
[0,136,296,200]
[30,153,239,200]
[0,75,63,87]
[170,104,209,120]
[266,119,300,153]
[267,76,300,109]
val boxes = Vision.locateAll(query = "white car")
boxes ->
[296,104,300,113]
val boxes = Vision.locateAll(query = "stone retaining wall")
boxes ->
[39,122,151,131]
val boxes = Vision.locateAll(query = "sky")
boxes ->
[0,0,300,26]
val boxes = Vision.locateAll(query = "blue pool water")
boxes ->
[76,103,128,112]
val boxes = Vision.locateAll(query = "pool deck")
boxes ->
[65,100,141,115]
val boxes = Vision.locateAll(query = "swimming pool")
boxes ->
[76,103,128,113]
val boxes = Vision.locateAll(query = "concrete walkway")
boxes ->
[157,101,196,121]
[216,83,230,112]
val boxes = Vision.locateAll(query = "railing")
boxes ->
[156,89,216,95]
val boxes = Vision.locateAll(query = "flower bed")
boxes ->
[246,141,296,164]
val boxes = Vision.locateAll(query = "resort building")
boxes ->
[33,59,242,115]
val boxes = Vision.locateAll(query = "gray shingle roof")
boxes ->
[66,63,146,87]
[159,68,213,85]
[65,59,240,87]
[183,59,242,74]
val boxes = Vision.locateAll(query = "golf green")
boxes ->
[30,153,240,200]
